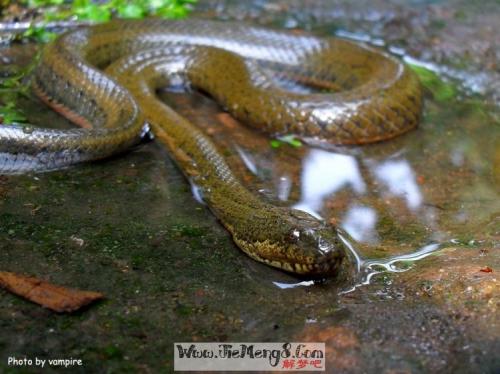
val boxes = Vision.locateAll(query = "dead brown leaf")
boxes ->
[480,266,493,273]
[0,271,103,313]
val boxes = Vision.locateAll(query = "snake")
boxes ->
[0,19,422,278]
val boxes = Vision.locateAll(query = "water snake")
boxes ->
[0,19,422,277]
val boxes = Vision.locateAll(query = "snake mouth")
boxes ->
[264,255,344,279]
[235,237,345,278]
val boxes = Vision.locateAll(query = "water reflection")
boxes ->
[341,205,379,244]
[264,146,444,290]
[234,145,258,175]
[190,180,206,204]
[290,148,425,242]
[293,149,365,218]
[273,280,315,289]
[228,127,485,291]
[277,175,292,201]
[373,159,422,210]
[271,240,443,292]
[340,241,443,294]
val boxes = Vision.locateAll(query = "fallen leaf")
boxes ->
[0,271,103,313]
[480,266,493,273]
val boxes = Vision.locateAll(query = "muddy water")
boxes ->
[1,2,499,373]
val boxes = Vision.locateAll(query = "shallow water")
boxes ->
[0,2,499,373]
[160,79,498,280]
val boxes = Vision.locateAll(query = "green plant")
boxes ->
[19,0,197,41]
[270,134,302,148]
[24,0,197,23]
[409,64,456,102]
[0,65,34,125]
[0,0,197,125]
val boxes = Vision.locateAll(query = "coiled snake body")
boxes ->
[0,19,422,277]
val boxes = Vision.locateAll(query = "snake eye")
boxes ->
[287,229,301,243]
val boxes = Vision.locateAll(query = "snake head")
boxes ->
[234,207,348,279]
[278,208,347,278]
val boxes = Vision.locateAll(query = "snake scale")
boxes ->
[0,19,422,277]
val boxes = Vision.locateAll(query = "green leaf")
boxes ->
[117,3,145,19]
[0,103,27,124]
[270,139,281,148]
[73,3,111,22]
[155,5,188,19]
[277,134,302,148]
[22,26,57,43]
[270,135,302,149]
[409,64,456,102]
[26,0,65,6]
[149,0,170,10]
[44,9,72,21]
[22,0,197,26]
[72,0,90,8]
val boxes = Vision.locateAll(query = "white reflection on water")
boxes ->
[272,240,443,291]
[290,150,426,242]
[277,175,292,201]
[341,205,379,244]
[273,280,315,289]
[339,233,443,294]
[374,159,422,210]
[234,146,439,291]
[293,149,365,218]
[234,145,258,175]
[190,180,205,205]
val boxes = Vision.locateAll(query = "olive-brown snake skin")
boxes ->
[0,19,422,277]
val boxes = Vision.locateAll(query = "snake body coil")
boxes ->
[0,19,422,277]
